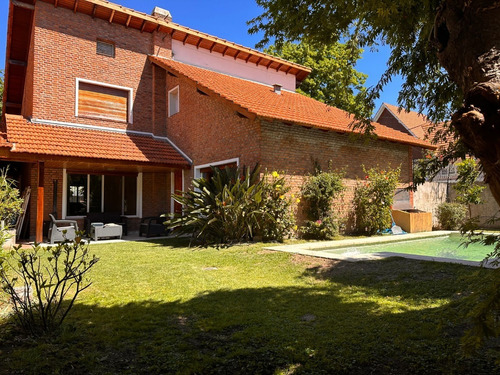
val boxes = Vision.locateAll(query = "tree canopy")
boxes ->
[265,41,369,117]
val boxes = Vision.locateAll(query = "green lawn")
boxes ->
[0,238,498,374]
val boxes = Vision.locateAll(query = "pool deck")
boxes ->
[265,231,499,269]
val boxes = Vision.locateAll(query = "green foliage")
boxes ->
[265,42,369,117]
[0,168,24,228]
[301,217,339,240]
[352,166,400,235]
[249,0,461,127]
[454,159,485,219]
[302,170,345,220]
[301,169,345,239]
[0,238,99,336]
[437,202,467,230]
[260,171,296,241]
[167,165,295,246]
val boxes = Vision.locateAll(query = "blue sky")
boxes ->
[0,0,403,114]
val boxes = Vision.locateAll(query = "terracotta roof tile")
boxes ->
[150,56,435,149]
[4,115,189,167]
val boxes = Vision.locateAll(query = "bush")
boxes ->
[301,170,345,240]
[352,166,400,235]
[0,238,99,336]
[167,165,295,246]
[437,202,467,230]
[260,171,296,241]
[301,216,339,240]
[0,169,24,248]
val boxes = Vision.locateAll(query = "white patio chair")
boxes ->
[48,214,79,244]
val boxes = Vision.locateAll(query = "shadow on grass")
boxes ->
[1,273,497,375]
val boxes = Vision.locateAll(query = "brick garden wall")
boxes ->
[260,120,412,227]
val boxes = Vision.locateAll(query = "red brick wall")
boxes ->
[164,74,261,182]
[30,2,172,134]
[376,108,411,134]
[21,17,35,118]
[260,120,412,224]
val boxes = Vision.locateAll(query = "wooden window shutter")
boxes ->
[78,82,129,122]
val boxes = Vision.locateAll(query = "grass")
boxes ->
[0,238,498,374]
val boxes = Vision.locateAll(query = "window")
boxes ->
[96,39,115,57]
[168,86,179,117]
[194,158,240,181]
[66,173,139,217]
[76,79,133,123]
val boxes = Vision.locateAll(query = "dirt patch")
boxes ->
[291,254,340,271]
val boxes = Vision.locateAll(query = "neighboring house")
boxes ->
[375,103,499,227]
[1,0,433,241]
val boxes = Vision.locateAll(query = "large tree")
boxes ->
[265,41,369,117]
[249,0,500,209]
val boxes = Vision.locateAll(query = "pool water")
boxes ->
[322,234,497,262]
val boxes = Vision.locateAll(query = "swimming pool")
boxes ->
[266,231,499,267]
[321,234,495,262]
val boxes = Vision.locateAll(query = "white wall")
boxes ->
[172,40,297,91]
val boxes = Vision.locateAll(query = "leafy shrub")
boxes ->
[454,158,485,219]
[0,168,23,228]
[437,202,467,230]
[0,238,99,336]
[301,170,345,239]
[352,166,400,235]
[167,165,295,246]
[301,217,339,240]
[260,171,296,241]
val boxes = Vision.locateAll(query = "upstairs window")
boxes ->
[96,39,115,58]
[168,86,179,117]
[76,79,133,123]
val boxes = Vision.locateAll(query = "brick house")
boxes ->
[1,0,432,241]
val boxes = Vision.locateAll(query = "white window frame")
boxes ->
[168,85,180,117]
[194,158,240,180]
[63,170,143,219]
[75,78,134,124]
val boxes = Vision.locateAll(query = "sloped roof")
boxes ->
[1,115,190,167]
[381,103,431,139]
[150,56,435,149]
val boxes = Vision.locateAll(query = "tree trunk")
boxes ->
[432,0,500,207]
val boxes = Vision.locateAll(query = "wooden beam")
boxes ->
[233,50,241,60]
[196,37,203,49]
[245,54,252,63]
[8,59,27,66]
[36,161,44,244]
[255,57,262,66]
[125,14,131,27]
[91,4,97,18]
[54,0,59,7]
[73,0,79,13]
[222,46,229,56]
[275,63,283,72]
[209,41,216,53]
[265,60,273,69]
[11,0,35,10]
[140,20,147,32]
[284,66,292,75]
[182,33,189,45]
[108,9,115,23]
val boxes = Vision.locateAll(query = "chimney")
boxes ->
[273,84,282,95]
[152,6,172,22]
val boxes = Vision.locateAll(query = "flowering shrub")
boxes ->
[352,166,400,235]
[260,171,296,241]
[301,170,345,239]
